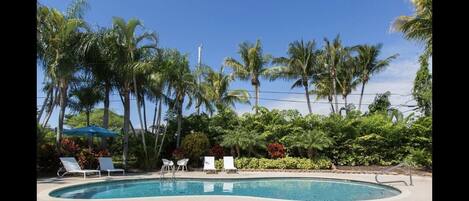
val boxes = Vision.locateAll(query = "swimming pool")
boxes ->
[49,177,401,201]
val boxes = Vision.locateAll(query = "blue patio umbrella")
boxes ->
[63,126,117,150]
[63,126,117,138]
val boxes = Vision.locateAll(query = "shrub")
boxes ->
[231,157,331,170]
[235,157,251,169]
[208,144,225,159]
[296,158,316,169]
[181,131,210,162]
[404,148,432,169]
[37,143,60,174]
[267,143,285,159]
[215,159,223,170]
[77,148,110,169]
[60,138,80,156]
[247,158,259,169]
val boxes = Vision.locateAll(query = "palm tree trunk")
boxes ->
[358,82,366,111]
[236,145,240,157]
[153,99,162,152]
[151,100,158,134]
[331,68,339,114]
[254,84,259,114]
[43,108,53,127]
[101,82,110,148]
[156,100,173,161]
[133,75,148,160]
[142,97,148,132]
[122,89,130,169]
[176,96,183,148]
[57,80,68,148]
[86,110,92,150]
[37,88,51,124]
[303,81,312,114]
[43,87,58,127]
[328,94,335,114]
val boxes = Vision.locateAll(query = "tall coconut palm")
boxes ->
[189,64,215,115]
[77,28,118,148]
[335,51,361,111]
[270,40,320,114]
[355,44,398,111]
[163,49,196,148]
[111,17,157,168]
[322,35,348,114]
[37,5,87,146]
[205,67,250,112]
[224,40,272,113]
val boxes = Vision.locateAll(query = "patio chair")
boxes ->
[57,157,101,179]
[176,158,189,172]
[162,159,174,172]
[203,156,216,173]
[98,157,125,176]
[223,156,238,173]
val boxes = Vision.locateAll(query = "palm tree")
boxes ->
[163,49,196,148]
[336,51,361,112]
[37,5,87,146]
[111,17,157,168]
[355,44,398,111]
[68,74,103,127]
[189,64,215,115]
[205,67,250,112]
[224,39,272,113]
[77,28,118,148]
[281,129,333,159]
[270,40,320,114]
[392,0,432,116]
[392,0,432,58]
[68,73,103,150]
[322,35,348,114]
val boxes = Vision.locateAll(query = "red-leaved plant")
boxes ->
[172,148,185,160]
[208,144,225,159]
[60,138,80,156]
[267,143,285,159]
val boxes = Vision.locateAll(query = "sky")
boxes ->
[37,0,426,129]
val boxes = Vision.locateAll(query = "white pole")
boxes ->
[197,44,202,66]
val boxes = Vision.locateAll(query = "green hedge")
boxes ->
[215,157,331,170]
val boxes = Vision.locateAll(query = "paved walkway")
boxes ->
[37,171,431,201]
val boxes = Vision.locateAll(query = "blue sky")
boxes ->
[37,0,424,128]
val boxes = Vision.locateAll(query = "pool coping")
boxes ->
[38,174,411,201]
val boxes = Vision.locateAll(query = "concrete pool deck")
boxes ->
[37,171,431,201]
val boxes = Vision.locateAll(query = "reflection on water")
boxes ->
[50,178,400,201]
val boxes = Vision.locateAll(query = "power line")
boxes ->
[239,90,412,96]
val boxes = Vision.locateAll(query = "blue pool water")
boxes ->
[49,178,400,201]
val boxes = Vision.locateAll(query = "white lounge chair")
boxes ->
[203,156,216,173]
[223,156,238,173]
[98,157,125,176]
[57,157,101,179]
[176,158,189,172]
